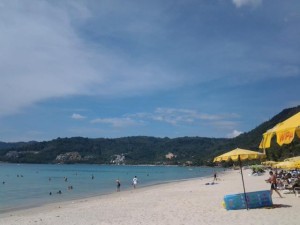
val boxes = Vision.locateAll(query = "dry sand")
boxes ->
[1,169,300,225]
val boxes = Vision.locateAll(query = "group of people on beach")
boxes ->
[266,170,300,197]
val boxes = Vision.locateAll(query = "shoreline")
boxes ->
[0,170,219,215]
[0,173,219,218]
[0,163,221,215]
[1,169,300,225]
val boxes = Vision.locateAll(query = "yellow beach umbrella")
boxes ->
[259,112,300,149]
[273,161,300,170]
[214,148,265,210]
[284,156,300,162]
[214,148,266,162]
[261,161,278,166]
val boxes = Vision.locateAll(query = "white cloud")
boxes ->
[91,108,216,128]
[71,113,86,120]
[91,117,139,128]
[0,0,99,117]
[1,0,296,120]
[151,108,221,125]
[0,1,182,118]
[227,130,243,138]
[130,107,239,126]
[232,0,262,8]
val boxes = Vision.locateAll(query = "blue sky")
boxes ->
[0,0,299,142]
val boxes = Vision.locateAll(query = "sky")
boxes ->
[0,0,300,142]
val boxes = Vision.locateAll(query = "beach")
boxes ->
[1,169,300,225]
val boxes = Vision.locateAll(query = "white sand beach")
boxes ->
[1,169,300,225]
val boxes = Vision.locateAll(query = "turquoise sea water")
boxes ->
[0,163,222,213]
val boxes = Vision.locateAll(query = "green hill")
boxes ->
[1,106,299,165]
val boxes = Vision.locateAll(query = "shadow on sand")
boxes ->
[265,204,292,209]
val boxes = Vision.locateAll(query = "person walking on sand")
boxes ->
[116,179,121,192]
[132,176,138,189]
[266,171,282,198]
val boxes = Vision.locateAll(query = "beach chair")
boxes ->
[281,184,294,194]
[294,187,300,197]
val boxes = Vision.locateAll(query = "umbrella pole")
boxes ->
[239,156,249,210]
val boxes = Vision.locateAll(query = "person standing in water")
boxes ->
[132,176,138,189]
[213,171,217,181]
[116,179,121,192]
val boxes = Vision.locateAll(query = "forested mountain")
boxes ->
[0,141,35,151]
[0,136,229,165]
[0,106,299,165]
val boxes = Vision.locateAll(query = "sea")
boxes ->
[0,163,223,213]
